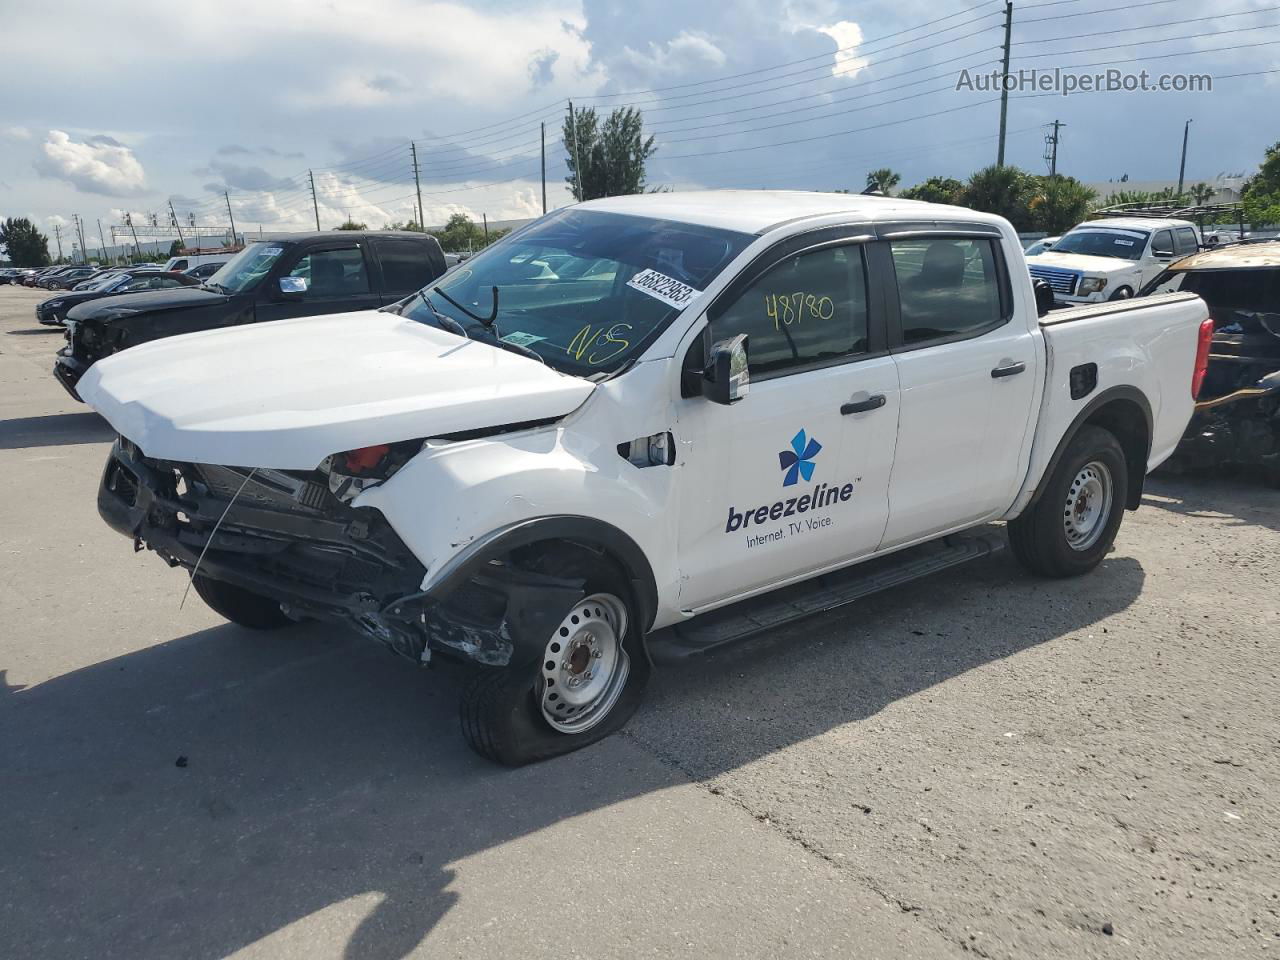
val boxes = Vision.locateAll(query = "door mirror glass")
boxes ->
[1152,231,1175,258]
[278,275,308,297]
[703,334,749,405]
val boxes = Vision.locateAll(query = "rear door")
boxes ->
[370,237,443,305]
[879,229,1039,549]
[675,230,900,610]
[254,242,381,323]
[1144,229,1177,288]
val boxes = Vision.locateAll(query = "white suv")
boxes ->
[1027,218,1201,304]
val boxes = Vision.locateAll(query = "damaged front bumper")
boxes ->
[97,440,581,668]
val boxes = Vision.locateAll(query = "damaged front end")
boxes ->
[97,439,583,667]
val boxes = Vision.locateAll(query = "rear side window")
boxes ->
[890,238,1005,345]
[372,238,435,295]
[288,247,370,296]
[1175,227,1198,256]
[709,244,870,375]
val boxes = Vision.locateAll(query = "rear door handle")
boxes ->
[841,394,887,415]
[991,362,1027,379]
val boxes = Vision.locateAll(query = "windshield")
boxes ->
[86,272,125,291]
[206,243,289,292]
[1051,229,1149,261]
[394,208,753,377]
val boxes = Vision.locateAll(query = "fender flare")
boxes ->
[422,515,660,633]
[1026,385,1154,511]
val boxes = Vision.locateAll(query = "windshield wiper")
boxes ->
[433,284,499,329]
[411,288,470,340]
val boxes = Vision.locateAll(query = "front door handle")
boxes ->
[991,362,1027,379]
[841,394,886,415]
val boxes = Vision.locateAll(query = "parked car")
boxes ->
[1024,236,1059,258]
[1026,218,1202,304]
[78,191,1209,764]
[184,261,227,280]
[55,231,446,399]
[20,268,51,287]
[40,266,96,289]
[1141,241,1280,484]
[164,252,236,273]
[26,266,72,288]
[0,268,37,285]
[38,270,199,326]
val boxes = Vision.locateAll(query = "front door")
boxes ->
[255,243,382,323]
[676,236,900,611]
[879,234,1039,548]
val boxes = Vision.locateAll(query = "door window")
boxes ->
[372,239,434,296]
[1174,227,1198,256]
[889,238,1005,345]
[708,245,870,375]
[289,247,370,297]
[1151,230,1175,257]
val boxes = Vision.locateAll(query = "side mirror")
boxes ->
[1032,279,1055,318]
[702,334,749,405]
[278,276,308,299]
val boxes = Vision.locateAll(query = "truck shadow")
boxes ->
[0,412,114,449]
[1143,473,1280,536]
[0,550,1144,959]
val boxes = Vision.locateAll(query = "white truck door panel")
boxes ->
[674,237,899,610]
[880,235,1038,548]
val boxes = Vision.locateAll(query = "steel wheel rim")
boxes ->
[539,592,630,734]
[1063,460,1112,552]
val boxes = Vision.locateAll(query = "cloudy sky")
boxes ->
[2,0,1277,254]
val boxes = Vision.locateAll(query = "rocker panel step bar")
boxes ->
[647,527,1006,663]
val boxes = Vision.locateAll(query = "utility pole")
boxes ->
[77,215,88,262]
[410,144,424,230]
[568,99,584,201]
[540,121,547,214]
[1177,119,1193,197]
[1044,120,1064,177]
[125,213,142,259]
[53,223,64,261]
[996,1,1013,167]
[97,218,108,263]
[308,170,321,231]
[224,191,238,245]
[482,212,489,243]
[168,199,186,248]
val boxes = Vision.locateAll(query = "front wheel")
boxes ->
[460,559,649,765]
[1009,425,1129,578]
[1108,286,1134,301]
[192,573,293,629]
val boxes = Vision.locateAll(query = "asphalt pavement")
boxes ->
[1,284,1277,959]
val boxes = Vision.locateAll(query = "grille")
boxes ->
[1028,265,1080,297]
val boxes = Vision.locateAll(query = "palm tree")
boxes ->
[865,168,902,195]
[961,164,1037,230]
[1188,182,1215,206]
[1029,176,1097,234]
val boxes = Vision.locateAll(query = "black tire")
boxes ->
[191,573,293,629]
[460,554,650,766]
[1108,286,1134,301]
[1009,425,1129,578]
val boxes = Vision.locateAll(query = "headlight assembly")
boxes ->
[1079,277,1109,295]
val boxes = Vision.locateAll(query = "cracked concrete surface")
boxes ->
[1,286,1277,959]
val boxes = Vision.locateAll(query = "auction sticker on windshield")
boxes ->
[626,269,701,309]
[500,331,546,347]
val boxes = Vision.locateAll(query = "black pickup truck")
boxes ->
[55,231,447,400]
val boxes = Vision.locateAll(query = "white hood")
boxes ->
[78,310,594,469]
[1027,251,1142,276]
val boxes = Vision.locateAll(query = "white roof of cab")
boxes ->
[1069,217,1198,233]
[576,189,1001,235]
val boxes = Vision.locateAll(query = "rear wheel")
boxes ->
[460,555,649,765]
[191,573,293,629]
[1009,425,1129,578]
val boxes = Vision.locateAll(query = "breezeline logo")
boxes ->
[779,429,821,487]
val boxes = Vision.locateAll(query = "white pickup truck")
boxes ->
[80,192,1212,765]
[1027,217,1202,304]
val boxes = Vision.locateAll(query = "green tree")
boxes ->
[0,217,52,267]
[167,239,183,257]
[1242,142,1280,227]
[428,213,509,253]
[383,219,425,232]
[563,105,657,201]
[865,168,901,194]
[899,176,965,204]
[961,165,1038,230]
[1027,176,1097,234]
[335,219,368,231]
[1188,182,1215,206]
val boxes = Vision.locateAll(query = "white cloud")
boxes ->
[621,31,727,76]
[816,21,868,78]
[34,130,148,196]
[3,125,32,140]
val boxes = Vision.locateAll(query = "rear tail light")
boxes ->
[1191,317,1214,399]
